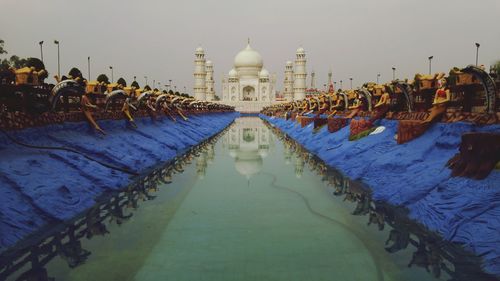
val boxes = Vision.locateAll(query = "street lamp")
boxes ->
[153,79,155,89]
[133,76,136,82]
[323,83,327,91]
[428,56,433,74]
[340,80,343,89]
[144,76,148,86]
[109,66,113,83]
[377,73,380,84]
[392,67,396,80]
[334,81,337,90]
[54,40,60,78]
[475,43,480,66]
[38,41,44,63]
[87,57,91,80]
[349,77,353,89]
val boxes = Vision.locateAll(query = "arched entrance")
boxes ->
[242,86,255,101]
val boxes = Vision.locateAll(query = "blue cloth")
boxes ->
[0,112,238,250]
[261,114,500,275]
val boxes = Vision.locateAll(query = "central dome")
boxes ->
[234,44,263,69]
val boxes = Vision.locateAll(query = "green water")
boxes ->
[40,117,443,281]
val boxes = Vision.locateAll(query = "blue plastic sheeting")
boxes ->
[261,114,500,275]
[0,112,238,251]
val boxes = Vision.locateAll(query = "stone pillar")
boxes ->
[194,46,206,101]
[205,60,215,101]
[284,61,294,102]
[293,47,307,101]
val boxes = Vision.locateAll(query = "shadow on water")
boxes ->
[0,117,497,281]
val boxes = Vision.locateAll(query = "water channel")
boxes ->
[3,117,491,281]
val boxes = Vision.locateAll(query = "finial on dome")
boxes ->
[248,37,250,45]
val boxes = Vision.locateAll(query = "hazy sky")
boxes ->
[1,0,499,93]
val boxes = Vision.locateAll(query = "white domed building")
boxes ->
[221,41,277,112]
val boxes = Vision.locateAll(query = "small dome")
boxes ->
[234,44,263,69]
[259,68,270,78]
[296,47,305,54]
[228,68,238,78]
[286,61,293,66]
[195,46,204,52]
[206,60,213,66]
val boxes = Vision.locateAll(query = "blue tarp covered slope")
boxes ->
[261,114,500,275]
[0,112,238,250]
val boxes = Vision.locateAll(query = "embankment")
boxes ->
[261,114,500,275]
[0,112,238,251]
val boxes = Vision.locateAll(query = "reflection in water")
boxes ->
[224,118,273,180]
[0,118,497,281]
[265,120,496,281]
[0,130,227,281]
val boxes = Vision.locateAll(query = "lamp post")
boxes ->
[392,67,396,80]
[323,83,327,91]
[169,79,172,91]
[39,41,44,63]
[144,76,148,86]
[133,76,136,82]
[87,56,91,80]
[153,79,155,89]
[349,77,353,89]
[377,73,380,84]
[340,80,343,89]
[54,40,60,78]
[109,66,113,83]
[334,81,337,90]
[475,43,480,66]
[428,56,433,74]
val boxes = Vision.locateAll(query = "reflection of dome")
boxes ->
[258,148,268,158]
[234,44,263,68]
[235,151,263,178]
[229,149,237,158]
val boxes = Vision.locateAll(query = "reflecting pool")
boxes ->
[2,117,492,281]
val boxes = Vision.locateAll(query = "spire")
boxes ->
[311,70,316,89]
[328,68,333,86]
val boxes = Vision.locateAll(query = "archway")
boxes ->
[242,86,255,101]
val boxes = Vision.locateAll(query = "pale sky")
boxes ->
[1,0,499,93]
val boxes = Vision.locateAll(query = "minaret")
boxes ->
[193,46,206,101]
[205,60,215,101]
[310,70,316,89]
[284,61,294,101]
[293,47,307,101]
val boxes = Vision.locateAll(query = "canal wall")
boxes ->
[260,114,500,275]
[0,112,239,251]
